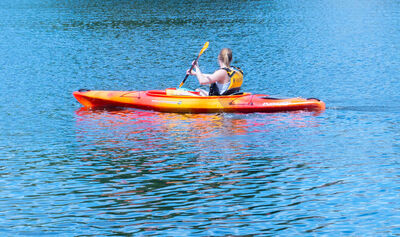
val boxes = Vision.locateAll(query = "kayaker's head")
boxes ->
[218,48,232,68]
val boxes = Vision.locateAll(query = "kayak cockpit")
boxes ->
[145,88,251,98]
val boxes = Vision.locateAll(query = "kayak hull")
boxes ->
[73,89,325,113]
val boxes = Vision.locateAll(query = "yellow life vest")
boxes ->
[209,66,244,96]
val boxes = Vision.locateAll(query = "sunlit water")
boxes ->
[1,0,399,236]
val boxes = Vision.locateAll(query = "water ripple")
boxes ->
[1,0,400,235]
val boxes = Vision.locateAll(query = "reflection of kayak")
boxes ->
[73,88,325,113]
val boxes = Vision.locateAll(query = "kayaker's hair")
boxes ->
[218,48,232,67]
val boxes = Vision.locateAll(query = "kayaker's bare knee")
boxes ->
[195,88,208,96]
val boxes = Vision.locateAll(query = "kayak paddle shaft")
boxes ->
[179,41,209,88]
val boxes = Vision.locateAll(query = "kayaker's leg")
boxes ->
[174,90,200,96]
[195,88,208,96]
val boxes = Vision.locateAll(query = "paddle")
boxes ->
[179,41,209,88]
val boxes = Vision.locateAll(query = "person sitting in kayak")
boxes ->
[187,48,244,96]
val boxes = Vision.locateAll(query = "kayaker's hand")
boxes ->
[186,69,196,76]
[186,61,198,76]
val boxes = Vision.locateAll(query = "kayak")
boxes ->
[73,88,325,113]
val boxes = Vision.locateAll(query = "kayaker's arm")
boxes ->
[188,65,226,85]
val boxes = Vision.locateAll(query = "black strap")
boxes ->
[231,66,244,75]
[209,83,220,96]
[221,87,241,95]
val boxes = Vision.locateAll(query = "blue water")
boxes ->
[1,0,399,236]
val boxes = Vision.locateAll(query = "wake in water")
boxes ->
[329,106,400,113]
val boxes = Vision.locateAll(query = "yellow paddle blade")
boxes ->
[199,41,209,56]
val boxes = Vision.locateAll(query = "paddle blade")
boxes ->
[178,80,185,88]
[199,41,209,56]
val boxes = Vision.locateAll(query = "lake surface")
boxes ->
[1,0,399,236]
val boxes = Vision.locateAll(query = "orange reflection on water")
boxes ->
[74,107,323,184]
[75,107,322,151]
[75,107,251,141]
[74,108,323,212]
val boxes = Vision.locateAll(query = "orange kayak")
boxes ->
[73,88,325,113]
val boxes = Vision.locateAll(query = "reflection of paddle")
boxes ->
[179,41,209,88]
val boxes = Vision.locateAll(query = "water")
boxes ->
[1,0,399,236]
